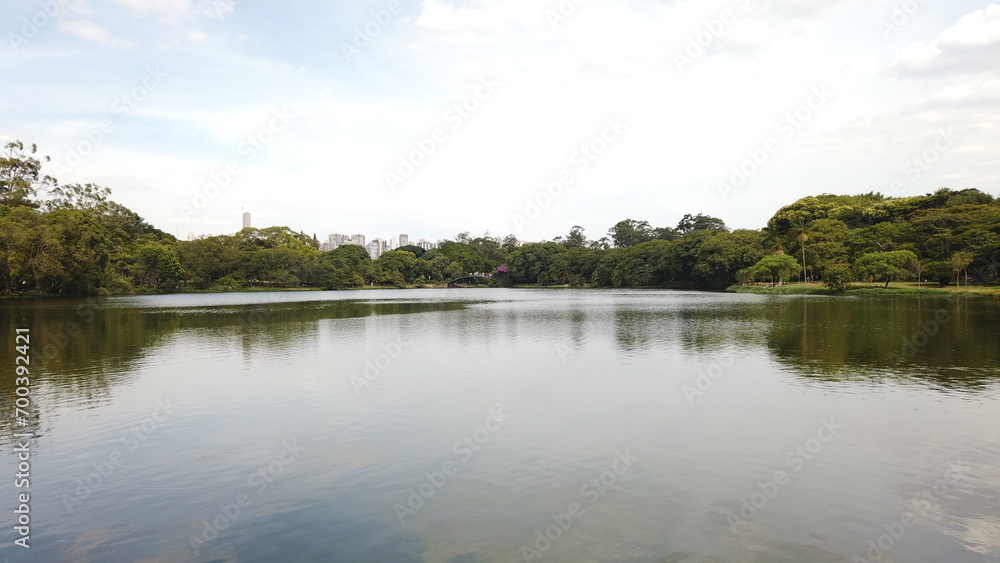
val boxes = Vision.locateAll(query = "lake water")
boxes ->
[1,289,999,562]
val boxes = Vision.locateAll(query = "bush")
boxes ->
[822,262,853,294]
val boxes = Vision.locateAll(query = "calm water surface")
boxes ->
[1,289,999,562]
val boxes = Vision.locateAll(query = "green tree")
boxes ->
[762,224,787,256]
[748,254,800,285]
[434,241,495,275]
[324,244,373,285]
[508,242,564,284]
[590,248,624,287]
[786,221,813,282]
[821,262,853,293]
[694,229,765,289]
[468,234,508,263]
[133,243,184,289]
[501,234,520,254]
[397,244,425,258]
[922,260,953,286]
[589,236,612,250]
[546,255,571,285]
[651,226,680,241]
[562,246,604,284]
[853,250,918,288]
[1,141,57,207]
[677,213,727,234]
[634,240,674,282]
[176,236,239,288]
[667,229,715,283]
[0,206,38,294]
[377,250,419,283]
[848,221,918,257]
[766,192,887,233]
[611,256,651,287]
[561,225,587,248]
[35,209,112,294]
[43,183,111,212]
[608,219,653,248]
[950,251,974,287]
[804,219,849,280]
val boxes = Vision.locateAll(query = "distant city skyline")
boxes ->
[320,232,443,258]
[170,212,538,247]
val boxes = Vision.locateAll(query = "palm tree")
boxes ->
[762,225,786,256]
[786,221,813,283]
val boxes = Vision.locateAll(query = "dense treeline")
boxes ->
[1,142,178,295]
[2,140,998,296]
[506,191,1000,290]
[176,230,514,289]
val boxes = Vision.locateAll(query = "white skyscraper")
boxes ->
[366,239,383,260]
[328,233,353,249]
[399,234,409,247]
[242,211,251,229]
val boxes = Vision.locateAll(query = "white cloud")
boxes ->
[58,19,135,48]
[890,4,1000,77]
[415,0,543,43]
[759,0,845,19]
[7,0,1000,240]
[109,0,193,22]
[108,0,238,22]
[196,0,238,20]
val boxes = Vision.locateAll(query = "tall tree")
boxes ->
[676,213,727,234]
[43,183,111,212]
[562,225,587,248]
[786,221,814,282]
[1,141,57,207]
[608,219,653,248]
[950,251,974,287]
[803,219,850,280]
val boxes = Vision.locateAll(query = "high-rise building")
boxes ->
[328,233,353,249]
[352,234,366,248]
[366,239,383,260]
[399,234,409,247]
[242,212,251,229]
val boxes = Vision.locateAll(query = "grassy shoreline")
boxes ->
[726,281,1000,297]
[6,281,1000,299]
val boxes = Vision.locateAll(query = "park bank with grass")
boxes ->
[727,281,1000,297]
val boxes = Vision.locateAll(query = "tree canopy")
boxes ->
[1,140,998,296]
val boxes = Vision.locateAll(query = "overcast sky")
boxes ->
[2,0,998,243]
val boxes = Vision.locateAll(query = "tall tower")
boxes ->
[399,234,409,247]
[242,211,251,229]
